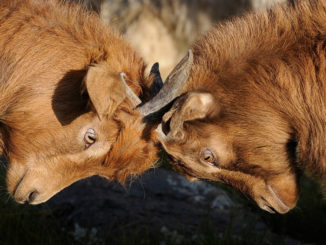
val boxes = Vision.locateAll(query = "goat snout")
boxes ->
[11,169,47,205]
[255,183,295,214]
[26,190,39,204]
[15,189,39,204]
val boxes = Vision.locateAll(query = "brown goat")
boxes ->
[0,0,168,204]
[155,0,326,214]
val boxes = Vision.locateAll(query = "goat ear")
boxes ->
[162,92,220,140]
[83,64,126,120]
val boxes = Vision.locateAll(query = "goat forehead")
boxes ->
[183,123,230,146]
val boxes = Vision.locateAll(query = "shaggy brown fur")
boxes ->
[157,0,326,213]
[0,0,158,204]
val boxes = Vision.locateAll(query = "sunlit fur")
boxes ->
[158,0,326,213]
[0,0,158,204]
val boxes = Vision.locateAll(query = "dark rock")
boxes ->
[48,168,307,244]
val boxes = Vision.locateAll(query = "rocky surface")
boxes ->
[48,168,308,244]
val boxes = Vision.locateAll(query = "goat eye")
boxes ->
[84,128,96,148]
[200,149,215,164]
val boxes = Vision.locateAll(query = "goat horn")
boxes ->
[149,62,164,97]
[138,49,193,116]
[119,62,165,108]
[120,72,142,107]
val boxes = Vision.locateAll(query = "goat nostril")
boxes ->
[26,190,39,204]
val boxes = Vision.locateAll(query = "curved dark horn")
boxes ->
[138,49,193,116]
[119,62,164,108]
[120,72,142,107]
[149,62,164,97]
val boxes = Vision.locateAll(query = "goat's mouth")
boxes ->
[255,184,293,214]
[9,170,41,205]
[12,170,28,198]
[6,164,28,201]
[7,166,55,205]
